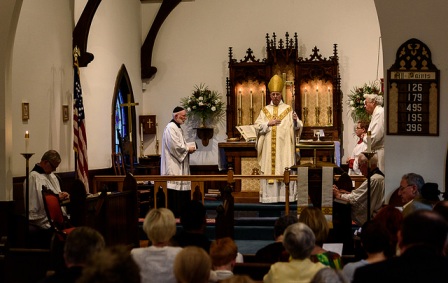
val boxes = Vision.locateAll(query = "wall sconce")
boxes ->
[22,102,29,121]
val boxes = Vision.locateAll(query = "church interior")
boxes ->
[1,0,447,282]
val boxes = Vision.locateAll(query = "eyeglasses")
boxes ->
[270,93,282,97]
[398,184,413,191]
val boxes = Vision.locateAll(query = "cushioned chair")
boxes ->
[41,186,75,241]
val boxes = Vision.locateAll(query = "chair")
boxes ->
[41,186,75,241]
[112,152,126,175]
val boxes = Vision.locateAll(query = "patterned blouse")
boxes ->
[310,251,342,270]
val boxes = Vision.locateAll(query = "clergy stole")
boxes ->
[297,167,333,226]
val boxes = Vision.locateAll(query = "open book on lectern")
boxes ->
[236,125,257,142]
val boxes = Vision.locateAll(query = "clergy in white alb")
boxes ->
[161,106,196,216]
[255,74,303,203]
[363,93,385,172]
[26,150,69,229]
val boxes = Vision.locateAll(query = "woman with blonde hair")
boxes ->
[131,208,182,283]
[299,207,342,269]
[174,246,212,283]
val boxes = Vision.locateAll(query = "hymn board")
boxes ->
[387,38,439,136]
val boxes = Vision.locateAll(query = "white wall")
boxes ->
[375,0,448,199]
[5,0,445,202]
[144,0,382,170]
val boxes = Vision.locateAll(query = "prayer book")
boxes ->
[236,125,257,142]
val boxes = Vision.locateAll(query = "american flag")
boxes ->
[73,63,89,192]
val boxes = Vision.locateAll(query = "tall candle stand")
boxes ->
[327,106,333,126]
[249,107,253,125]
[21,152,34,246]
[238,108,242,126]
[362,151,375,222]
[303,107,308,126]
[140,140,144,157]
[315,107,321,125]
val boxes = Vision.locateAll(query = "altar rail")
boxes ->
[93,169,300,214]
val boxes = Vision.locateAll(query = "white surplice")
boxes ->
[255,101,301,203]
[160,121,191,191]
[26,166,65,229]
[363,105,385,171]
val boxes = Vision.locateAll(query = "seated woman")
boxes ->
[131,208,182,283]
[263,223,326,282]
[299,207,342,269]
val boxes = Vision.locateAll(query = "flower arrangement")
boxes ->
[347,81,383,123]
[180,84,225,127]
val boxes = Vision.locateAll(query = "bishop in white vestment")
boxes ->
[161,107,196,216]
[255,75,302,203]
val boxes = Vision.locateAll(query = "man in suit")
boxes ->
[399,173,432,217]
[353,210,448,283]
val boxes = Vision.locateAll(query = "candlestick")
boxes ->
[250,90,253,108]
[140,123,144,142]
[304,88,308,108]
[327,88,331,105]
[367,131,372,152]
[238,90,242,109]
[316,87,319,107]
[25,131,29,153]
[261,90,265,108]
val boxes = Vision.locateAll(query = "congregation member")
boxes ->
[299,207,342,269]
[363,93,384,171]
[173,246,212,283]
[347,120,369,175]
[255,214,298,263]
[171,200,211,252]
[161,106,196,217]
[312,268,348,283]
[342,220,388,282]
[131,208,182,283]
[398,173,432,217]
[39,226,105,283]
[263,222,326,282]
[372,205,403,257]
[353,210,448,282]
[254,74,302,203]
[333,153,385,226]
[26,149,70,247]
[209,237,239,281]
[78,245,141,283]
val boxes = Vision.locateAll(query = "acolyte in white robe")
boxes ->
[160,121,191,191]
[363,105,385,171]
[255,101,302,203]
[26,166,66,229]
[348,139,367,175]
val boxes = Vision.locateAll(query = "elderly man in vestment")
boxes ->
[161,106,196,217]
[363,93,385,172]
[255,75,302,203]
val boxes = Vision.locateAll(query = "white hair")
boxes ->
[364,93,384,106]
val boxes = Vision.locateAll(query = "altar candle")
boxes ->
[250,89,253,108]
[140,123,144,142]
[261,90,265,108]
[25,131,29,153]
[316,87,319,107]
[239,90,242,109]
[304,88,308,107]
[367,131,372,152]
[328,88,331,105]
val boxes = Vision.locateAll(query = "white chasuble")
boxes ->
[161,121,191,191]
[255,101,296,203]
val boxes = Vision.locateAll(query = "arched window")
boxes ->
[112,65,137,170]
